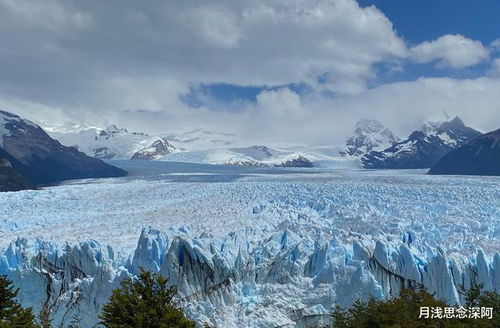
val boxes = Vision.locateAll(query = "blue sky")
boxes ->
[358,0,500,44]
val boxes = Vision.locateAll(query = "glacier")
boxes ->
[0,161,498,327]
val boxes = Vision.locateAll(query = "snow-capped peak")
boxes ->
[361,116,482,169]
[341,119,399,157]
[0,110,40,142]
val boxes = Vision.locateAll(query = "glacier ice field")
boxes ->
[0,160,499,327]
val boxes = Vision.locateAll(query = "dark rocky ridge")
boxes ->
[429,128,500,176]
[0,110,127,186]
[0,155,36,191]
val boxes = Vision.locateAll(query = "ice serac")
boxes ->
[361,117,481,169]
[1,228,498,328]
[341,119,399,157]
[0,110,126,184]
[429,128,500,176]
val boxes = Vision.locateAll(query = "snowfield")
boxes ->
[0,161,499,327]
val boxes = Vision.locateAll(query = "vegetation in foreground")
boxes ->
[1,271,195,328]
[2,272,499,328]
[98,269,196,328]
[0,275,37,328]
[330,284,499,328]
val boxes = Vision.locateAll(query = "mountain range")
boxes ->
[49,125,177,160]
[0,110,126,191]
[50,125,317,167]
[2,108,498,193]
[361,117,482,169]
[162,145,314,167]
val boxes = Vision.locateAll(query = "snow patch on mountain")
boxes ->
[161,145,314,167]
[0,110,39,142]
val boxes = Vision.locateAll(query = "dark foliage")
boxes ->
[0,275,37,328]
[99,269,195,328]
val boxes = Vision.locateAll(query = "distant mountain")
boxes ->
[0,155,36,191]
[0,110,126,185]
[162,145,314,167]
[429,128,500,176]
[341,119,399,157]
[361,117,482,169]
[50,125,176,160]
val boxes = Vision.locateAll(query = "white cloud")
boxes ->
[491,39,500,51]
[0,0,92,33]
[409,34,489,68]
[256,88,307,118]
[489,59,500,77]
[181,5,242,48]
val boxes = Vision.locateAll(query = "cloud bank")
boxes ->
[0,0,499,145]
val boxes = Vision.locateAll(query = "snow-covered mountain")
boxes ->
[429,128,500,176]
[0,110,126,185]
[50,125,177,160]
[341,119,399,157]
[361,117,482,169]
[162,145,314,167]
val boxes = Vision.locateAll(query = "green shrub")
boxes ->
[99,269,195,328]
[0,275,37,328]
[331,286,499,328]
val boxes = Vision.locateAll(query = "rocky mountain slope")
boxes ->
[341,119,399,157]
[361,117,481,169]
[0,110,126,185]
[0,155,36,191]
[429,128,500,176]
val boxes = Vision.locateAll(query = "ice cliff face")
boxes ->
[1,229,498,328]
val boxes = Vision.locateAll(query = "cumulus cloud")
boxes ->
[256,88,307,118]
[409,34,489,68]
[181,5,242,49]
[491,39,500,51]
[489,59,500,77]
